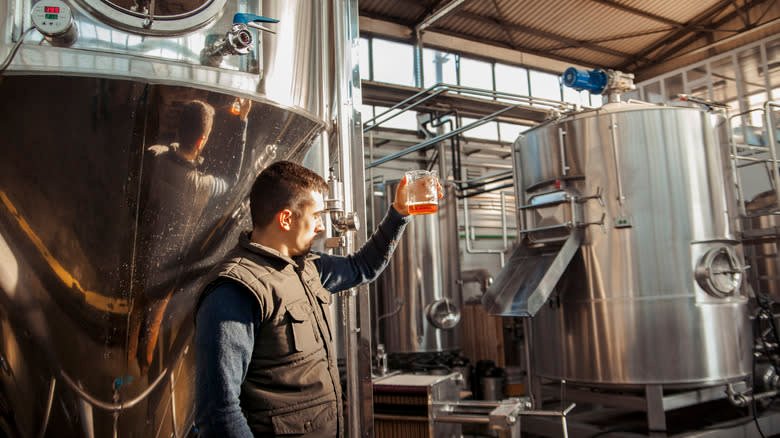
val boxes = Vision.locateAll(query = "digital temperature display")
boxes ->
[44,6,60,13]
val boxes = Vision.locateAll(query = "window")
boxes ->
[499,122,530,142]
[461,117,499,141]
[664,74,684,102]
[372,39,415,87]
[373,106,418,130]
[767,38,780,100]
[643,81,663,104]
[529,70,562,102]
[495,63,529,103]
[359,37,370,81]
[359,104,375,123]
[563,87,590,107]
[423,48,457,88]
[710,56,738,104]
[460,57,493,91]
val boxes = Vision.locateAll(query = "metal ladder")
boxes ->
[729,100,780,219]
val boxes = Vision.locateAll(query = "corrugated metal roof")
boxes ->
[359,0,780,75]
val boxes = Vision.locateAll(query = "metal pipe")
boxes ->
[501,191,509,249]
[363,87,448,131]
[727,382,779,407]
[558,127,569,176]
[170,371,178,438]
[609,114,626,207]
[458,173,514,191]
[764,101,780,196]
[363,83,574,133]
[332,1,373,434]
[459,183,515,199]
[463,195,509,266]
[454,170,514,186]
[37,377,56,438]
[416,0,467,33]
[414,28,423,88]
[0,27,35,74]
[367,105,519,168]
[523,318,536,409]
[60,368,168,412]
[435,414,491,424]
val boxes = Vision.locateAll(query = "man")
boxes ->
[195,160,423,437]
[130,99,250,372]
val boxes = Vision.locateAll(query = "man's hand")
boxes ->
[392,175,444,216]
[238,98,252,121]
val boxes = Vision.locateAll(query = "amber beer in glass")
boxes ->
[405,170,439,215]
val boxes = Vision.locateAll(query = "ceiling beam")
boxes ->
[618,0,734,70]
[633,0,773,72]
[366,0,640,64]
[415,0,444,23]
[490,0,522,50]
[423,27,597,69]
[416,0,468,33]
[591,0,686,28]
[359,15,593,72]
[452,10,637,61]
[546,27,672,51]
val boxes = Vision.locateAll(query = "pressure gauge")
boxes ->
[31,0,77,45]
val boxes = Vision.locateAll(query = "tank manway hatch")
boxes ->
[482,231,582,317]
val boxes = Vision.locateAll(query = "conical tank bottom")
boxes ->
[0,75,322,437]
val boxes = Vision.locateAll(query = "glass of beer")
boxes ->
[405,170,439,215]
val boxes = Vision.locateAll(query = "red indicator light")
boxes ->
[44,6,60,13]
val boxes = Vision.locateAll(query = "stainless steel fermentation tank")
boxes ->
[0,1,342,436]
[485,102,751,388]
[374,181,461,354]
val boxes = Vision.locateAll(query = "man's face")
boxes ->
[288,190,326,256]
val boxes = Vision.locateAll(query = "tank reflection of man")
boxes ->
[129,99,251,373]
[194,161,440,437]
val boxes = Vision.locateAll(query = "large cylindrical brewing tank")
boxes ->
[514,103,751,387]
[0,1,332,436]
[374,180,461,354]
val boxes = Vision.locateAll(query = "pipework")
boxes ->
[201,13,278,68]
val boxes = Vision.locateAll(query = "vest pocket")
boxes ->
[271,401,337,435]
[313,286,334,342]
[286,300,318,352]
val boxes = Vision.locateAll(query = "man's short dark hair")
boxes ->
[250,161,328,228]
[177,100,214,153]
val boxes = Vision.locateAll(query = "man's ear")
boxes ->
[278,209,294,231]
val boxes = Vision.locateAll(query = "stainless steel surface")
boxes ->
[463,192,509,266]
[375,182,461,354]
[374,372,462,438]
[0,1,336,436]
[506,102,750,387]
[4,0,328,120]
[0,75,322,437]
[330,0,373,434]
[483,231,582,317]
[744,190,780,300]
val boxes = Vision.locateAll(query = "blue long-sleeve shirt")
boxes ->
[195,207,410,437]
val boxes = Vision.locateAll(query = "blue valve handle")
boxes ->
[233,13,279,25]
[562,67,607,95]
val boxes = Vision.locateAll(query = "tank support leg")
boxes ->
[645,384,666,432]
